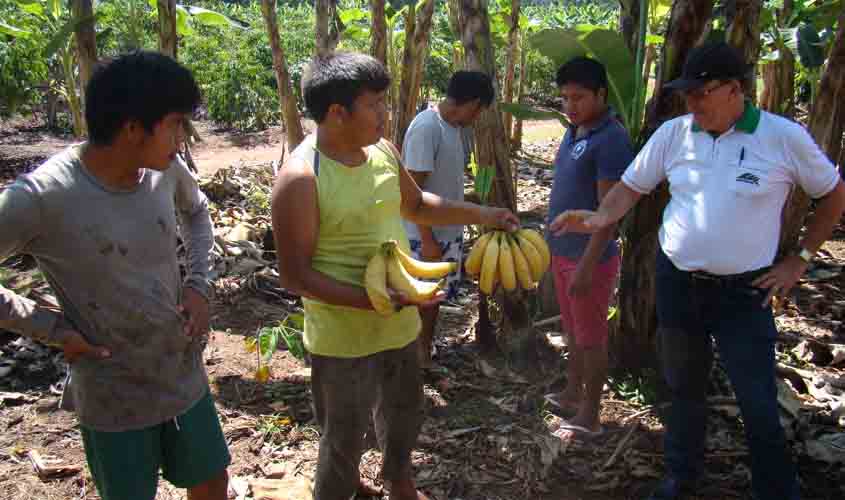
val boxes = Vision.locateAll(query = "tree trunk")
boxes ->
[459,0,533,368]
[619,0,641,54]
[511,44,527,150]
[726,0,763,99]
[261,0,305,152]
[316,0,339,58]
[391,0,435,148]
[617,0,714,372]
[370,0,388,65]
[502,0,521,141]
[72,0,96,108]
[779,12,845,254]
[157,0,177,59]
[760,0,795,118]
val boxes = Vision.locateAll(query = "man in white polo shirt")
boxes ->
[551,42,845,500]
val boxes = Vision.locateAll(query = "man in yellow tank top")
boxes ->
[271,52,519,500]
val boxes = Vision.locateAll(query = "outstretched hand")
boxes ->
[549,210,610,236]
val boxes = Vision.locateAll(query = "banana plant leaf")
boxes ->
[186,6,247,29]
[47,0,60,20]
[257,326,280,362]
[45,14,98,59]
[469,153,495,205]
[780,23,826,69]
[530,26,636,133]
[0,20,31,38]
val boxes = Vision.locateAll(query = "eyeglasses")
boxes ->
[684,81,731,100]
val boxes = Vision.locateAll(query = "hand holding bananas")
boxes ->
[479,206,521,233]
[465,228,551,295]
[365,240,457,315]
[549,209,610,235]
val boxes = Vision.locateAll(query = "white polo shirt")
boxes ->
[622,103,840,275]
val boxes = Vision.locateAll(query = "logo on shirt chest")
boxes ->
[736,172,760,186]
[571,139,588,160]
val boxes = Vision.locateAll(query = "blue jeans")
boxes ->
[655,248,799,500]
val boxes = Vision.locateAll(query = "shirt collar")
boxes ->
[567,109,614,141]
[691,100,761,134]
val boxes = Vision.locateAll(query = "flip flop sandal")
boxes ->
[551,419,605,440]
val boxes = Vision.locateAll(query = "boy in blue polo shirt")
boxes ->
[544,57,634,437]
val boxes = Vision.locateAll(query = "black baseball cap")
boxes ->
[665,42,752,91]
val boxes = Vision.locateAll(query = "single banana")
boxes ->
[509,234,536,290]
[464,231,495,276]
[478,231,500,295]
[498,233,517,292]
[364,251,396,315]
[515,233,545,281]
[384,243,443,302]
[390,240,456,279]
[517,229,550,275]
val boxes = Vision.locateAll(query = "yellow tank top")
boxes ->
[292,136,421,358]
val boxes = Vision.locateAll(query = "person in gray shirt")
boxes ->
[0,52,229,500]
[402,71,494,369]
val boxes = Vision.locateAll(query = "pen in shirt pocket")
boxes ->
[739,147,745,167]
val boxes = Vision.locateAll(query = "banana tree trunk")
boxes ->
[316,0,339,58]
[502,0,521,140]
[619,0,641,54]
[370,0,388,65]
[617,0,714,372]
[458,0,535,369]
[779,12,845,254]
[391,0,435,148]
[61,47,85,137]
[157,0,177,59]
[726,0,763,99]
[72,0,96,109]
[261,0,305,152]
[760,0,795,118]
[511,44,527,150]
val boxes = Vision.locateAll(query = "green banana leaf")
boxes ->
[47,0,60,20]
[780,23,826,69]
[530,26,636,133]
[470,153,495,206]
[257,326,280,362]
[0,20,31,38]
[186,6,246,29]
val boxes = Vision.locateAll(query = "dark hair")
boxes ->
[85,50,201,146]
[446,71,495,107]
[301,52,391,123]
[555,57,608,95]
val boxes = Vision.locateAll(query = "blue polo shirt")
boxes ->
[546,111,634,261]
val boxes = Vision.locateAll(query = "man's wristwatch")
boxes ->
[798,247,815,264]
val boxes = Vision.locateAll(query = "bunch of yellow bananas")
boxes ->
[465,228,550,295]
[365,240,457,315]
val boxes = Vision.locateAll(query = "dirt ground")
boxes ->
[1,118,844,500]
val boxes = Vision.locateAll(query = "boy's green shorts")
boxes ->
[81,391,231,500]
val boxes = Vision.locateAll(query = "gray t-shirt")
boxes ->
[0,146,213,431]
[401,108,471,242]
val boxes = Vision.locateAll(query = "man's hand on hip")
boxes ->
[751,255,809,308]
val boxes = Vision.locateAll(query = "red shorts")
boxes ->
[551,254,620,348]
